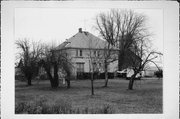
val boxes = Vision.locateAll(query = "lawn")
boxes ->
[15,78,162,114]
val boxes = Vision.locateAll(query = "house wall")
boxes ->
[108,60,118,72]
[63,48,118,78]
[144,70,156,77]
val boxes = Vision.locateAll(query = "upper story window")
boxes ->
[80,50,82,56]
[76,49,83,57]
[94,51,96,56]
[94,50,100,57]
[97,51,100,57]
[76,49,78,56]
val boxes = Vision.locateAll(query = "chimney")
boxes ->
[79,28,82,33]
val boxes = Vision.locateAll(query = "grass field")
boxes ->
[15,78,162,114]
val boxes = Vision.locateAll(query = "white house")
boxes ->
[54,28,118,79]
[143,66,160,77]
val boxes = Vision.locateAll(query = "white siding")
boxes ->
[62,48,118,77]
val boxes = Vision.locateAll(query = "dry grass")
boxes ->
[15,78,162,114]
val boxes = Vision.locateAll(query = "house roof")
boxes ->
[54,28,143,70]
[54,28,113,50]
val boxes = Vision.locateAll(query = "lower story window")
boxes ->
[76,62,84,72]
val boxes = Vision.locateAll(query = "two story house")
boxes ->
[53,28,118,79]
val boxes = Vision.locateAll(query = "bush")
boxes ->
[15,96,73,114]
[15,97,115,114]
[77,72,115,80]
[154,70,163,78]
[90,104,115,114]
[15,96,48,114]
[39,74,48,80]
[50,98,72,114]
[15,75,26,81]
[15,102,28,114]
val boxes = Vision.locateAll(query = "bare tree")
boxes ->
[86,34,104,95]
[88,41,96,95]
[95,11,119,87]
[16,39,43,86]
[126,39,163,89]
[39,44,59,88]
[113,10,162,90]
[56,49,73,89]
[97,42,118,87]
[95,9,163,89]
[95,9,147,69]
[61,60,73,88]
[95,9,162,90]
[39,43,73,88]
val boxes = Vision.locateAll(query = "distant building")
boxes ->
[144,66,160,77]
[53,28,118,79]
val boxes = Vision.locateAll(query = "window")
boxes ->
[93,62,98,71]
[80,50,82,56]
[93,62,96,68]
[76,49,83,57]
[99,63,101,67]
[76,49,78,56]
[65,53,68,57]
[97,51,100,57]
[94,51,96,55]
[76,63,84,72]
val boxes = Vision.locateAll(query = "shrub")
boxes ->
[154,70,163,78]
[15,102,28,114]
[15,97,73,114]
[27,96,48,114]
[50,98,72,114]
[26,102,42,114]
[101,104,115,114]
[15,97,115,114]
[90,104,115,114]
[15,75,26,81]
[77,72,115,80]
[74,104,115,114]
[39,74,48,80]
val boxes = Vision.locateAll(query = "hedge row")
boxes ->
[77,72,115,80]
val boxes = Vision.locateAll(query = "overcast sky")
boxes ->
[15,8,163,53]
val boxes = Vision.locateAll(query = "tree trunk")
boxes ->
[128,73,136,90]
[24,68,32,86]
[91,72,94,95]
[46,71,55,88]
[50,79,59,88]
[118,51,125,71]
[54,62,59,85]
[27,77,32,86]
[66,77,71,88]
[104,61,108,87]
[44,64,59,88]
[26,72,32,86]
[67,80,70,88]
[50,62,59,88]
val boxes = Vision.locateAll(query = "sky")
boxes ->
[15,8,163,66]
